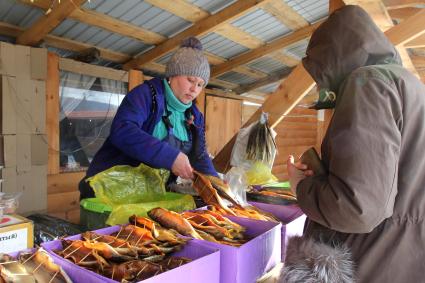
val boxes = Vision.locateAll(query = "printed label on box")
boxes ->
[0,227,28,253]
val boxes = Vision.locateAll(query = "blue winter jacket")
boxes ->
[86,77,218,178]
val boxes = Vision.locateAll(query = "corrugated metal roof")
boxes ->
[187,0,237,14]
[232,8,291,42]
[217,71,257,85]
[52,19,151,56]
[284,0,328,23]
[247,57,288,74]
[83,0,192,38]
[200,33,249,59]
[284,38,309,58]
[257,82,280,93]
[0,0,43,29]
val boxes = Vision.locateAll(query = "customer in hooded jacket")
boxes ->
[79,37,218,200]
[282,5,425,283]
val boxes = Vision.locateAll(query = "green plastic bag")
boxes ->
[88,163,169,206]
[87,164,195,226]
[106,193,195,226]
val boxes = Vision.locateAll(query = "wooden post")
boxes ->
[128,69,144,92]
[46,52,60,175]
[195,89,206,116]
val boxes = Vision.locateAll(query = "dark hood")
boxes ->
[302,5,401,92]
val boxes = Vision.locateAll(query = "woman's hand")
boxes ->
[171,152,194,179]
[287,155,313,195]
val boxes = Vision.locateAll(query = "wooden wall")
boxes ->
[205,96,242,156]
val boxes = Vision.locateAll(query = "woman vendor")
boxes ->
[79,37,218,199]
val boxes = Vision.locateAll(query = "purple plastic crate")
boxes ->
[248,202,305,261]
[192,216,281,283]
[41,225,220,283]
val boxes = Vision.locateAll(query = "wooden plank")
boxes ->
[211,21,322,77]
[70,8,166,45]
[406,33,425,48]
[46,52,60,174]
[66,208,81,224]
[267,51,300,67]
[47,172,85,194]
[123,0,270,70]
[205,96,242,156]
[19,0,166,45]
[128,70,144,92]
[17,0,86,46]
[384,8,425,45]
[233,66,268,79]
[195,89,206,116]
[233,68,293,94]
[59,58,128,81]
[47,191,80,213]
[384,0,425,9]
[388,7,422,21]
[209,78,239,89]
[0,21,131,63]
[262,1,309,30]
[205,88,264,104]
[215,24,264,49]
[144,0,209,23]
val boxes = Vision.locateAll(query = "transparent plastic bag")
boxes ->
[0,192,22,214]
[87,163,169,206]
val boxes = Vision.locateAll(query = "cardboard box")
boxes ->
[1,76,17,134]
[31,134,48,165]
[15,45,31,80]
[16,134,31,172]
[42,225,221,283]
[31,80,46,134]
[0,42,16,76]
[193,217,281,283]
[0,214,33,253]
[30,47,47,81]
[16,80,32,134]
[1,167,17,193]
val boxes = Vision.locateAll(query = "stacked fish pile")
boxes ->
[54,216,191,282]
[0,248,72,283]
[148,207,247,246]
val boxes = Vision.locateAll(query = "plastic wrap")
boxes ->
[26,214,84,246]
[88,163,169,206]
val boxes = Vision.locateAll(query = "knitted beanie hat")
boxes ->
[165,37,210,86]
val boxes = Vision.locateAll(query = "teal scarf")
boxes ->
[152,79,192,141]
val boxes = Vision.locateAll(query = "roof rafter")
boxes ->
[211,21,322,77]
[262,0,309,30]
[122,0,271,70]
[19,0,166,45]
[17,0,86,46]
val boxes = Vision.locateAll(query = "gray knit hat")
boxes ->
[165,37,210,85]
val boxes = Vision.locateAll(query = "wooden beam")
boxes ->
[213,64,315,172]
[267,51,300,67]
[17,0,86,46]
[233,68,293,94]
[128,70,144,91]
[209,78,240,90]
[233,66,268,79]
[388,7,422,21]
[59,58,128,82]
[19,0,166,45]
[215,24,264,49]
[46,52,60,174]
[384,0,425,9]
[144,0,209,22]
[384,8,425,45]
[0,21,131,63]
[122,0,269,70]
[211,21,322,77]
[406,34,425,47]
[262,0,309,30]
[205,88,265,104]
